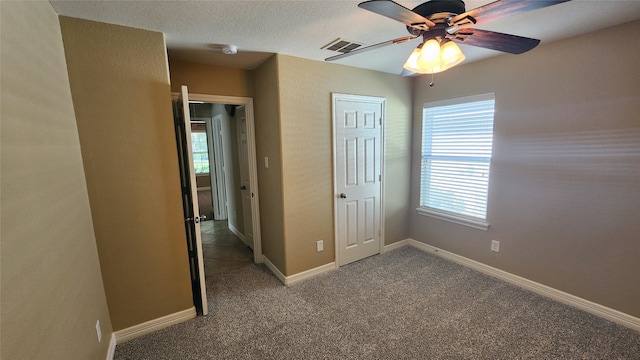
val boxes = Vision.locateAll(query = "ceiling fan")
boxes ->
[325,0,571,75]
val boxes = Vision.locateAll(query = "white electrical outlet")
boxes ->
[316,240,323,252]
[491,240,500,253]
[96,320,102,343]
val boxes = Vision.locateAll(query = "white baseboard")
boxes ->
[105,333,116,360]
[394,239,640,332]
[228,223,247,243]
[285,262,336,285]
[263,256,336,286]
[114,307,197,344]
[382,239,411,253]
[262,256,286,284]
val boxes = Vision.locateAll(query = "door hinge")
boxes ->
[379,117,382,125]
[379,174,381,181]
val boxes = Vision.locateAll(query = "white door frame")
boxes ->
[332,93,386,266]
[173,92,263,264]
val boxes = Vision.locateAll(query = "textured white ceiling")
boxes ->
[50,0,640,75]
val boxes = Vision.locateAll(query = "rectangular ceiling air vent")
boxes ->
[322,38,364,53]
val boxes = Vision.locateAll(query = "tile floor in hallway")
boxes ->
[200,220,253,277]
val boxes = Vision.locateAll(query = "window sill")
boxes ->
[416,207,489,231]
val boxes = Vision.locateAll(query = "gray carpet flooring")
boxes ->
[114,247,640,359]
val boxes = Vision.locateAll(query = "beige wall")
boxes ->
[410,20,640,317]
[277,55,413,275]
[169,60,254,97]
[170,55,413,277]
[59,17,193,330]
[1,2,112,359]
[253,55,287,271]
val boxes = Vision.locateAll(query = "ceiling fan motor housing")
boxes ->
[407,0,466,35]
[412,0,466,17]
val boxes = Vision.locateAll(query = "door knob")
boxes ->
[240,185,247,190]
[339,193,347,199]
[185,215,206,224]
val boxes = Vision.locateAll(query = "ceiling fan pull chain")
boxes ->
[429,73,435,87]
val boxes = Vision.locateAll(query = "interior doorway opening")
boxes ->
[188,101,256,277]
[174,88,262,315]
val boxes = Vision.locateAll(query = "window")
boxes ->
[191,131,210,174]
[418,93,495,230]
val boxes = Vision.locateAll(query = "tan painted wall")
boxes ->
[253,55,287,271]
[0,2,112,359]
[410,20,640,317]
[59,17,193,330]
[166,55,412,276]
[169,60,254,97]
[277,55,413,275]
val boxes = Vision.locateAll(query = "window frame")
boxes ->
[417,92,496,230]
[190,130,210,175]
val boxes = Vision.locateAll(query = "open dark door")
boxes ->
[173,85,208,316]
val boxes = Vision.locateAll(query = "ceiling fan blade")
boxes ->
[325,35,418,61]
[450,0,571,27]
[451,28,540,54]
[358,0,435,31]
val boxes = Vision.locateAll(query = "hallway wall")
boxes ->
[60,16,193,330]
[1,2,112,358]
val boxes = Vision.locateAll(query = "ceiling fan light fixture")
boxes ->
[439,40,465,70]
[417,39,442,73]
[403,38,466,74]
[402,44,423,73]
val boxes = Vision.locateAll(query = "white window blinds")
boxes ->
[419,93,495,229]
